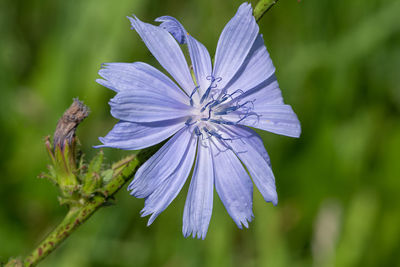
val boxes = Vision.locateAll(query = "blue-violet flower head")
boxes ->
[96,2,301,239]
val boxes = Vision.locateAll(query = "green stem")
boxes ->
[4,150,152,267]
[253,0,280,22]
[22,205,90,267]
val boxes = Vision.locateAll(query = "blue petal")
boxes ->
[128,127,195,199]
[156,16,212,98]
[224,104,301,138]
[128,16,195,95]
[138,129,197,226]
[238,75,284,106]
[183,139,214,239]
[224,34,275,95]
[109,90,192,123]
[231,104,301,138]
[97,62,189,104]
[220,125,278,205]
[223,75,301,138]
[155,16,187,44]
[95,119,186,150]
[211,138,254,229]
[96,78,117,92]
[213,3,259,90]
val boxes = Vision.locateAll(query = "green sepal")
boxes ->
[81,151,104,197]
[44,136,79,197]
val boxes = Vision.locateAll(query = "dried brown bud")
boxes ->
[53,98,89,149]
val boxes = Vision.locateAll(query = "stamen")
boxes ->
[213,89,245,108]
[200,98,217,112]
[200,108,212,121]
[201,89,241,114]
[213,106,239,115]
[200,87,211,104]
[213,99,255,116]
[230,89,244,98]
[187,82,261,150]
[189,86,200,106]
[235,100,255,113]
[209,119,236,125]
[203,127,233,141]
[236,111,260,124]
[200,76,222,104]
[207,133,237,156]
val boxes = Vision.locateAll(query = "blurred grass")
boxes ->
[1,0,400,266]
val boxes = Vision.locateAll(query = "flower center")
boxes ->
[186,76,258,141]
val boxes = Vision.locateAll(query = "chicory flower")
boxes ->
[96,2,301,239]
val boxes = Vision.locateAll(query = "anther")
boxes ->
[209,119,236,125]
[200,87,212,104]
[194,126,202,136]
[185,117,196,126]
[201,76,222,104]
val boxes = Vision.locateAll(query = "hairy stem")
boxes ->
[254,0,280,22]
[4,149,157,267]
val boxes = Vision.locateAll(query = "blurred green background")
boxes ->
[1,0,400,266]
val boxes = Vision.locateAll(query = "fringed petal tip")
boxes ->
[258,182,279,207]
[139,208,159,227]
[92,137,106,149]
[183,229,208,240]
[126,15,139,29]
[293,121,302,138]
[96,78,118,92]
[127,180,140,195]
[92,140,130,151]
[237,215,254,230]
[267,193,278,207]
[92,138,138,151]
[127,187,141,198]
